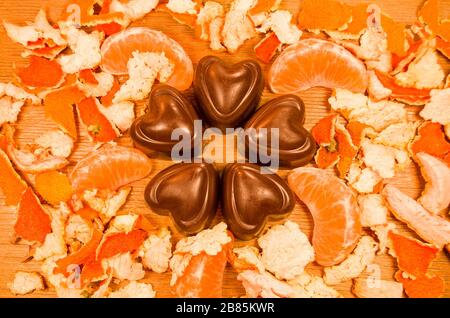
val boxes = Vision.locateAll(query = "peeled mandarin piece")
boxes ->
[287,167,361,266]
[268,39,368,94]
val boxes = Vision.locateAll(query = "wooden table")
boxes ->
[0,0,449,298]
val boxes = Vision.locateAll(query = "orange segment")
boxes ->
[35,171,74,205]
[16,56,64,89]
[43,85,86,138]
[0,149,27,206]
[287,167,361,266]
[69,143,152,192]
[268,39,368,93]
[14,187,52,244]
[297,0,352,31]
[77,97,118,142]
[173,250,228,298]
[100,27,193,91]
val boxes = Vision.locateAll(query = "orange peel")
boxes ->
[346,121,369,147]
[311,114,338,147]
[381,14,407,56]
[395,270,444,298]
[254,32,282,64]
[96,229,147,260]
[79,69,99,85]
[14,187,52,244]
[314,147,339,169]
[77,97,119,142]
[409,121,450,159]
[297,0,352,31]
[35,171,74,206]
[418,0,450,42]
[335,125,358,177]
[43,85,86,139]
[0,149,27,206]
[389,231,439,277]
[342,4,368,36]
[249,0,281,17]
[16,56,65,89]
[100,77,120,107]
[436,36,450,59]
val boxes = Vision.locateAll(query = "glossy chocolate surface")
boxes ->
[221,163,294,240]
[130,84,201,154]
[244,95,316,167]
[194,56,264,132]
[145,163,219,234]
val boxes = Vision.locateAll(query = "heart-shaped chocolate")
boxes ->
[145,163,219,234]
[244,95,316,167]
[130,84,201,154]
[194,56,264,132]
[221,163,294,240]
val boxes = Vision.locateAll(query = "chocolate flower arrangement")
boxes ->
[130,56,316,240]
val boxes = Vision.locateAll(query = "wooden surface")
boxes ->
[0,0,449,298]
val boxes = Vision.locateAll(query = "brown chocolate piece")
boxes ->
[221,163,294,240]
[194,56,264,132]
[145,163,219,234]
[244,95,316,167]
[130,84,201,154]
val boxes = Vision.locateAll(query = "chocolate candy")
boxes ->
[144,163,219,234]
[221,163,294,240]
[130,84,201,154]
[194,56,264,132]
[244,95,316,167]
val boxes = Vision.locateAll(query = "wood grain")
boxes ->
[0,0,449,298]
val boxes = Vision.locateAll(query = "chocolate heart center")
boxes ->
[131,85,201,153]
[244,95,316,167]
[222,163,294,240]
[194,56,264,131]
[145,163,219,234]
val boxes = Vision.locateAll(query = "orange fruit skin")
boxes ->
[173,250,228,298]
[69,144,152,192]
[100,27,194,91]
[268,39,368,94]
[0,149,27,206]
[14,187,52,244]
[287,167,361,266]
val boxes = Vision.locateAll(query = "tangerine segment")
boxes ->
[69,143,152,192]
[0,149,27,206]
[287,167,361,266]
[268,39,368,94]
[100,27,193,91]
[173,250,228,298]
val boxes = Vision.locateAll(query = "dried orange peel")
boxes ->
[43,85,86,139]
[381,14,408,57]
[96,229,147,260]
[312,114,338,147]
[314,147,340,169]
[76,97,119,142]
[35,171,74,206]
[409,121,450,160]
[16,56,65,89]
[395,270,444,298]
[418,0,450,42]
[100,77,120,107]
[14,187,52,244]
[341,4,368,36]
[335,125,358,177]
[346,121,369,147]
[254,32,282,64]
[79,69,99,85]
[297,0,352,32]
[0,149,27,206]
[436,36,450,59]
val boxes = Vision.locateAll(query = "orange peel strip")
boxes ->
[44,85,86,138]
[55,228,103,275]
[314,146,339,169]
[395,270,444,298]
[80,260,105,285]
[410,122,450,159]
[16,56,65,89]
[335,125,358,178]
[342,4,368,35]
[79,69,99,85]
[95,22,123,36]
[100,77,120,107]
[389,231,439,277]
[157,3,198,28]
[0,149,27,206]
[77,97,118,142]
[96,229,147,260]
[254,32,282,64]
[418,0,450,42]
[14,187,52,244]
[35,171,74,206]
[346,121,368,147]
[75,205,100,223]
[311,114,338,147]
[297,0,352,31]
[381,14,407,56]
[436,37,450,59]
